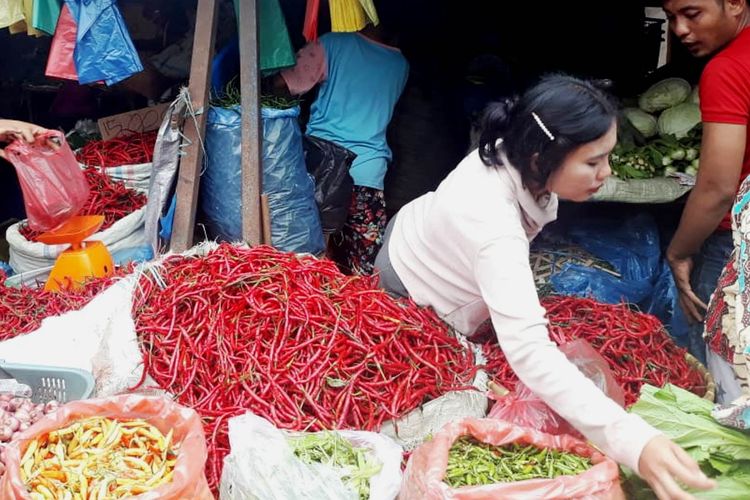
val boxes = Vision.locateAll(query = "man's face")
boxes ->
[663,0,739,57]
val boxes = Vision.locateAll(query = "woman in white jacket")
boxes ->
[375,75,714,500]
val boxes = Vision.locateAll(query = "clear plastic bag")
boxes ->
[488,339,626,437]
[0,394,212,499]
[220,412,403,500]
[400,417,624,500]
[4,131,89,232]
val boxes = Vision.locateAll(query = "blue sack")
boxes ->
[201,105,325,254]
[64,0,143,85]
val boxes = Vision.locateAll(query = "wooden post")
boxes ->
[170,0,218,253]
[239,0,264,246]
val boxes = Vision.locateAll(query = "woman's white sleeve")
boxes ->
[474,237,660,473]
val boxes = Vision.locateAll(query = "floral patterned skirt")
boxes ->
[328,186,387,275]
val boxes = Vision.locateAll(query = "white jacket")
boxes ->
[388,149,659,473]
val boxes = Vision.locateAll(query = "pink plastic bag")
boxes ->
[488,339,625,437]
[400,417,625,500]
[4,130,90,232]
[0,395,213,499]
[45,3,78,81]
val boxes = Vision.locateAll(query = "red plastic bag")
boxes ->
[0,395,213,499]
[303,0,320,41]
[4,130,90,232]
[45,3,78,81]
[488,339,626,437]
[401,418,625,500]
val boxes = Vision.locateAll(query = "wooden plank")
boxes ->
[261,194,272,244]
[98,103,170,140]
[170,0,218,252]
[239,0,264,246]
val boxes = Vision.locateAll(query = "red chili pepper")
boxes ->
[76,131,157,168]
[131,243,477,493]
[0,267,130,342]
[20,168,147,241]
[478,296,707,407]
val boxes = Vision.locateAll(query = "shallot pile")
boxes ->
[0,395,59,475]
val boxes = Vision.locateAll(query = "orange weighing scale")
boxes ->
[36,215,114,292]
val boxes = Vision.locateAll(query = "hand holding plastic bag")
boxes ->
[4,130,89,232]
[488,340,625,438]
[0,395,213,499]
[220,412,403,500]
[400,417,624,500]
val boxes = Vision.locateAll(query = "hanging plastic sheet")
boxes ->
[32,0,61,35]
[303,0,320,41]
[21,0,41,35]
[329,0,367,32]
[144,92,184,255]
[64,0,143,86]
[0,0,24,29]
[45,3,78,81]
[231,0,295,75]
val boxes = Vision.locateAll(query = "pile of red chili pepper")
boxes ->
[19,168,147,241]
[76,130,157,168]
[479,296,706,407]
[0,270,126,342]
[131,244,475,492]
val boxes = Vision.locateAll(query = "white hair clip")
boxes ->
[531,112,555,141]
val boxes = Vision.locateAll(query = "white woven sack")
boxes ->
[7,207,146,275]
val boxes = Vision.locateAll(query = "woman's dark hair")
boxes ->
[478,74,618,189]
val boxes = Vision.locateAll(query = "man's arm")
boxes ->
[667,121,746,320]
[269,41,327,98]
[669,122,746,257]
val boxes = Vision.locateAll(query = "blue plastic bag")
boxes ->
[551,263,653,305]
[566,213,660,282]
[644,260,691,347]
[159,194,177,243]
[64,0,143,85]
[201,105,324,254]
[111,246,154,266]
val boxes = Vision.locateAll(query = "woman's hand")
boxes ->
[0,120,49,159]
[639,435,715,499]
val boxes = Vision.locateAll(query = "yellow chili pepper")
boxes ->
[20,417,179,499]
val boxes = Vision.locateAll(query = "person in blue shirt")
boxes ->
[274,22,409,275]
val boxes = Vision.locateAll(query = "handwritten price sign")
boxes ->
[97,104,169,140]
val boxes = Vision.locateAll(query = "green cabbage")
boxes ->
[657,102,701,138]
[690,85,700,105]
[623,108,658,138]
[638,78,691,113]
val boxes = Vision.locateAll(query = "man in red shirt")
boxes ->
[663,0,750,365]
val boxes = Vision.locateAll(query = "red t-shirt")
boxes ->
[700,27,750,231]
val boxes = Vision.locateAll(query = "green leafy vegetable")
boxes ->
[626,384,750,498]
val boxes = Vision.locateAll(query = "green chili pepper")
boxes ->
[288,431,382,499]
[444,437,592,488]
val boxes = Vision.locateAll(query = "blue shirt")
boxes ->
[306,33,408,190]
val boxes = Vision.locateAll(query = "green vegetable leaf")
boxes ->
[631,384,750,462]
